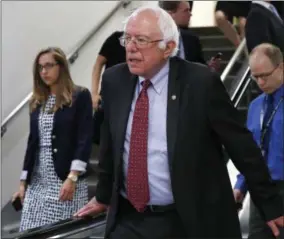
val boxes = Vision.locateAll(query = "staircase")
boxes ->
[236,80,262,122]
[190,26,245,91]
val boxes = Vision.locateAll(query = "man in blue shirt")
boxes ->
[234,43,284,239]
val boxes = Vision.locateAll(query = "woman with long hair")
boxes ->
[12,47,93,231]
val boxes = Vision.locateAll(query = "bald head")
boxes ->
[250,43,283,68]
[249,43,283,94]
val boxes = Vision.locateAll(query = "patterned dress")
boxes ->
[19,95,88,231]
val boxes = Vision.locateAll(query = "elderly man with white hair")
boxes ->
[75,6,284,239]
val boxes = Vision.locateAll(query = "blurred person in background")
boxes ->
[215,1,251,48]
[245,0,284,54]
[91,31,126,110]
[12,47,93,231]
[234,43,284,239]
[91,32,126,145]
[159,1,221,71]
[271,1,284,20]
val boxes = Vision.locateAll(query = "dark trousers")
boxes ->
[108,196,187,239]
[248,182,284,239]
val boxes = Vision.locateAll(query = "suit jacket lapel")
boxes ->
[114,73,137,166]
[167,57,181,174]
[30,105,40,136]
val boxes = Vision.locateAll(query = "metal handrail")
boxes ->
[231,66,250,102]
[48,219,106,238]
[1,0,131,136]
[234,76,251,107]
[11,214,106,239]
[221,38,247,82]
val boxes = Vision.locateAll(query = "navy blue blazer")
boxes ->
[22,86,93,184]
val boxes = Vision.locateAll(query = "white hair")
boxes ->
[123,6,179,57]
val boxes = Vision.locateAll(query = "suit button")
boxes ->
[52,135,56,139]
[53,148,58,153]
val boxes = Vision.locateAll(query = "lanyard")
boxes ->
[260,96,283,151]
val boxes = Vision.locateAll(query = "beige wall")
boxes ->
[191,1,217,27]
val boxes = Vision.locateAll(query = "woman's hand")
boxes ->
[59,178,76,201]
[12,182,26,204]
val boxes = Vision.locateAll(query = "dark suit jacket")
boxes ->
[96,57,283,238]
[246,3,284,53]
[23,86,93,184]
[180,28,206,64]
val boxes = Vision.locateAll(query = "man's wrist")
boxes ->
[92,90,100,96]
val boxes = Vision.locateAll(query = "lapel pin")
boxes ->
[171,95,176,100]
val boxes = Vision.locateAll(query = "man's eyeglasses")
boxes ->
[38,62,58,72]
[119,35,163,48]
[251,64,279,82]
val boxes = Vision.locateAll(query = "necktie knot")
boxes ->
[141,79,151,92]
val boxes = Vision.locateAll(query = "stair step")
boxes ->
[200,35,234,49]
[223,75,237,93]
[203,47,235,61]
[91,145,99,156]
[237,106,248,111]
[190,26,222,37]
[87,174,98,199]
[90,158,99,164]
[219,60,242,75]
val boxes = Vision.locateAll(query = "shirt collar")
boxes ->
[138,60,169,95]
[271,85,284,101]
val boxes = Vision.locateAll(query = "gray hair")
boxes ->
[123,6,179,57]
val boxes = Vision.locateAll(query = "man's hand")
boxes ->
[233,189,244,203]
[208,57,221,72]
[267,216,284,237]
[74,197,107,217]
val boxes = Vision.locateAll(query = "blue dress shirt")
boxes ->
[234,85,284,194]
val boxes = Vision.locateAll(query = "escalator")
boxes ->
[4,49,256,239]
[4,214,106,239]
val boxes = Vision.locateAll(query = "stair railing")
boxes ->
[221,38,247,82]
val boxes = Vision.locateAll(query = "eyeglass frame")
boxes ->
[250,64,280,82]
[38,62,59,72]
[119,34,164,48]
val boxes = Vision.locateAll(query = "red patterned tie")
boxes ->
[127,79,151,212]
